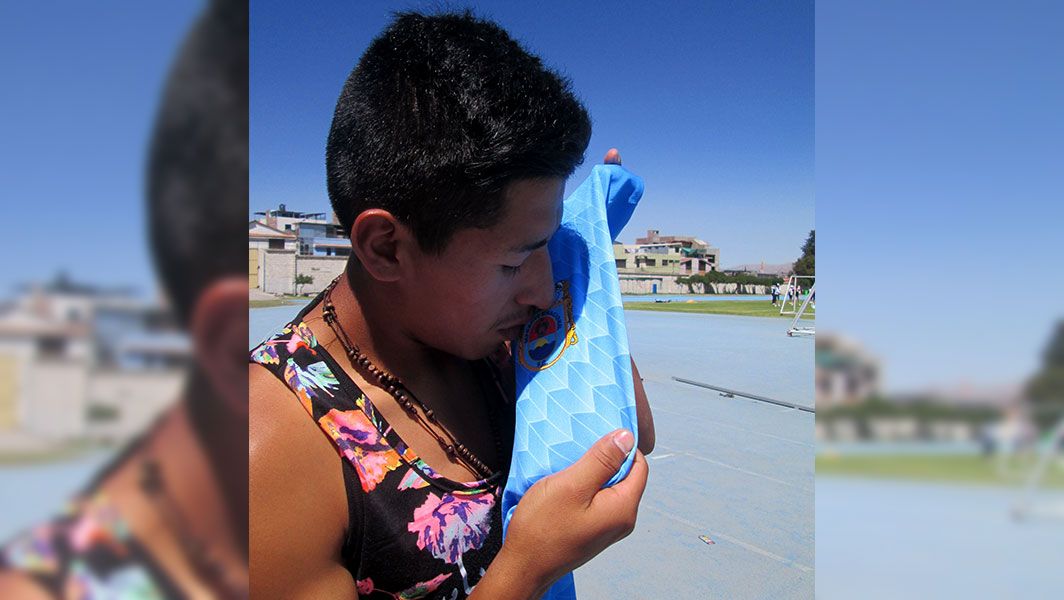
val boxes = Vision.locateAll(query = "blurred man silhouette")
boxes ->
[0,1,249,597]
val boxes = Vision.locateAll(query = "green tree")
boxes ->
[295,273,314,295]
[1025,321,1064,431]
[792,230,814,277]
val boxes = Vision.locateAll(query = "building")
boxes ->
[0,275,186,447]
[249,207,350,295]
[616,230,720,275]
[248,221,297,289]
[252,203,351,257]
[815,333,881,409]
[609,229,721,294]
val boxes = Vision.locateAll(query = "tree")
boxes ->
[792,230,815,277]
[295,273,314,295]
[1025,321,1064,432]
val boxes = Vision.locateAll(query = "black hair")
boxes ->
[147,0,248,327]
[326,10,592,254]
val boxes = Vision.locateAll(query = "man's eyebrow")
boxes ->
[509,237,549,253]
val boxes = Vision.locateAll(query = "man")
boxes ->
[250,11,653,599]
[0,1,250,597]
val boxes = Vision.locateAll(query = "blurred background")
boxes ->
[0,1,203,539]
[3,0,1061,597]
[816,0,1064,597]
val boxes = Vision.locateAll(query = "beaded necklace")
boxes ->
[321,275,506,480]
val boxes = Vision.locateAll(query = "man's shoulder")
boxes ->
[249,362,353,597]
[249,362,349,560]
[249,363,327,466]
[0,572,53,600]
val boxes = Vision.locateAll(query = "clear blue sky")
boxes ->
[817,0,1064,391]
[251,0,814,267]
[0,1,202,298]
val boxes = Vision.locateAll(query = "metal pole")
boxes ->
[672,376,815,414]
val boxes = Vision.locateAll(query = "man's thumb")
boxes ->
[566,429,635,496]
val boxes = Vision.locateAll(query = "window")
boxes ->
[38,336,67,359]
[268,239,285,249]
[284,224,292,230]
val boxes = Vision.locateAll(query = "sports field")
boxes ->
[625,300,814,319]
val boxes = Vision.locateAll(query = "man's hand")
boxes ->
[472,429,649,598]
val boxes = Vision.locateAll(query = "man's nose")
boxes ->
[516,246,554,311]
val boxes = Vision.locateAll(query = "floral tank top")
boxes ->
[1,492,181,598]
[250,299,514,600]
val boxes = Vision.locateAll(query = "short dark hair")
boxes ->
[326,11,592,254]
[147,0,248,326]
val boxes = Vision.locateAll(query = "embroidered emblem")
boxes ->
[518,280,577,371]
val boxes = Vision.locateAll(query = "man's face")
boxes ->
[402,178,564,360]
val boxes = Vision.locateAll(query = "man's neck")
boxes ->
[331,269,467,392]
[106,401,247,597]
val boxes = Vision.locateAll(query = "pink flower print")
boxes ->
[356,577,374,595]
[285,323,319,356]
[67,497,128,557]
[408,491,494,593]
[357,573,452,600]
[319,408,402,492]
[293,321,319,346]
[397,573,452,599]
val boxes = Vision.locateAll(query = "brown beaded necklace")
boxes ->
[321,275,506,481]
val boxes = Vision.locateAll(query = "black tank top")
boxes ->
[250,296,514,599]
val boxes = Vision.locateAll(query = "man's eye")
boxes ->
[501,264,522,276]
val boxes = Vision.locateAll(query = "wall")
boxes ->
[295,256,347,294]
[22,360,88,439]
[86,369,183,442]
[618,276,771,295]
[262,249,296,295]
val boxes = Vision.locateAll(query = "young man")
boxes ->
[0,1,250,597]
[250,11,653,599]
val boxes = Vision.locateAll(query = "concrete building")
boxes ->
[0,275,186,447]
[253,203,351,257]
[249,221,297,289]
[815,333,881,409]
[616,230,721,276]
[611,229,721,294]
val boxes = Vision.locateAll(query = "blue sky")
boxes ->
[0,1,202,298]
[817,0,1064,390]
[6,1,1057,392]
[251,0,814,267]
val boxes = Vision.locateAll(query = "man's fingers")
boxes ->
[561,429,635,501]
[602,448,648,503]
[603,148,622,165]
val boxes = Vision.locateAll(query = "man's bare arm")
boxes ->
[249,364,357,599]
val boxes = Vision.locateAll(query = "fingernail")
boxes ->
[612,430,634,454]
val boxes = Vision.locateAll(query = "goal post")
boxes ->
[780,275,815,316]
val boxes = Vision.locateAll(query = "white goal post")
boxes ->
[779,275,815,316]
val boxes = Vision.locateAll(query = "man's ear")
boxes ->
[190,276,249,418]
[349,209,416,282]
